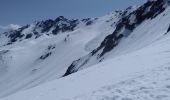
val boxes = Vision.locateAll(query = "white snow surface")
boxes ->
[0,11,121,98]
[1,29,170,100]
[0,4,170,100]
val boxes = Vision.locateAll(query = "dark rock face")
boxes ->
[39,52,52,60]
[93,0,166,57]
[40,19,55,33]
[63,55,91,76]
[63,59,81,76]
[167,25,170,33]
[7,25,29,43]
[2,16,80,46]
[63,0,167,76]
[81,18,94,26]
[25,33,32,39]
[39,45,56,60]
[38,16,79,35]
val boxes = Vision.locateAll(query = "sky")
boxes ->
[0,0,144,33]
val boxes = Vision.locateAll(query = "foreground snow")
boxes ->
[69,65,170,100]
[1,31,170,100]
[0,0,170,99]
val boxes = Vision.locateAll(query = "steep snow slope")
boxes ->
[0,11,121,97]
[1,27,170,100]
[64,0,169,76]
[0,0,170,99]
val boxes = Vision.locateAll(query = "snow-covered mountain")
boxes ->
[0,0,170,100]
[0,7,122,98]
[63,0,169,76]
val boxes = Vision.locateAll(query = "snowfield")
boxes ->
[1,30,170,100]
[0,0,170,100]
[69,66,170,100]
[0,10,121,98]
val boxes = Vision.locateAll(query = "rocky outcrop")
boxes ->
[63,0,168,76]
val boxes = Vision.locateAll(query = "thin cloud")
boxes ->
[0,24,21,31]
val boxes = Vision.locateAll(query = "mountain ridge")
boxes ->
[63,0,169,76]
[0,0,170,99]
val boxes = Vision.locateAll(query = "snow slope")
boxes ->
[0,11,121,97]
[63,0,169,76]
[0,0,170,100]
[1,27,170,100]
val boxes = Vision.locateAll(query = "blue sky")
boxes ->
[0,0,144,32]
